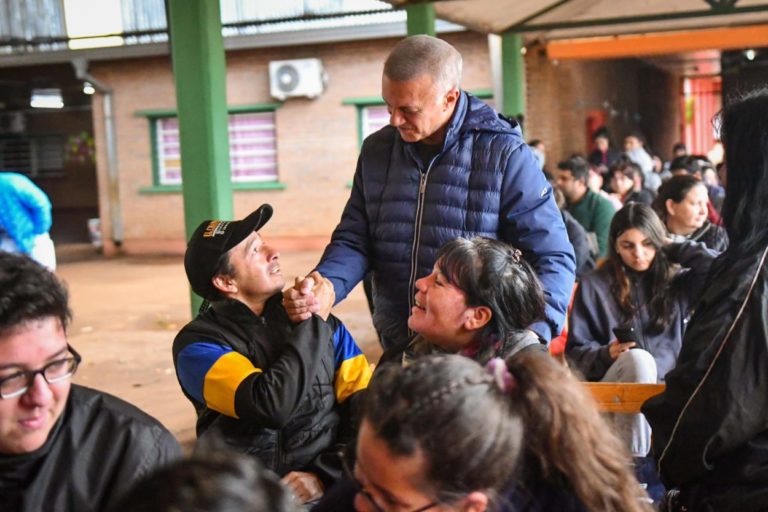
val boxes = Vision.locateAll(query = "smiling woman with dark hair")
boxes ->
[379,236,547,367]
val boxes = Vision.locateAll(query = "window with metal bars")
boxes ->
[0,135,65,177]
[154,110,278,186]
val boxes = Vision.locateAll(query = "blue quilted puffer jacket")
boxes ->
[317,92,575,348]
[0,172,52,254]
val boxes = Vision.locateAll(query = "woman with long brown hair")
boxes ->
[343,352,652,512]
[566,203,716,458]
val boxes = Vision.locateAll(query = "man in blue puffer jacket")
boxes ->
[284,35,576,349]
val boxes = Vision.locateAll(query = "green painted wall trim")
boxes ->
[139,182,287,194]
[406,3,435,36]
[341,96,386,106]
[167,0,232,315]
[468,88,494,99]
[149,116,162,187]
[136,103,283,118]
[501,33,525,120]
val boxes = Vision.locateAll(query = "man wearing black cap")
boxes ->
[172,204,372,504]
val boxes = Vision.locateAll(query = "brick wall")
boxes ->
[525,44,680,169]
[87,31,679,254]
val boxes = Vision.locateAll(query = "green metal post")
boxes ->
[406,3,436,36]
[501,32,526,124]
[166,0,233,315]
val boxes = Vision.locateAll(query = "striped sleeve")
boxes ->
[332,323,372,403]
[176,342,262,418]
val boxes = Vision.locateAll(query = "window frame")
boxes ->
[0,134,67,179]
[136,103,286,194]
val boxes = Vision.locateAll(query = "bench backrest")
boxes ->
[584,383,665,413]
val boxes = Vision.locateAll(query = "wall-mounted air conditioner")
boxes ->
[0,112,26,134]
[269,58,327,100]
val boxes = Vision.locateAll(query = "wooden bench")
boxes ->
[584,383,665,414]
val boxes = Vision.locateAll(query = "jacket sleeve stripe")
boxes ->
[334,353,372,402]
[332,323,372,402]
[176,342,263,417]
[333,323,363,361]
[203,351,262,418]
[176,342,231,404]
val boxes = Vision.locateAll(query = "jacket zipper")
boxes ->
[407,158,436,336]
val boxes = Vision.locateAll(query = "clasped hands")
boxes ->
[282,270,335,322]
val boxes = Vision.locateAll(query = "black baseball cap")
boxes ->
[184,204,273,299]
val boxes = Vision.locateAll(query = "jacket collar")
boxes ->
[209,293,282,323]
[440,91,523,150]
[397,91,525,164]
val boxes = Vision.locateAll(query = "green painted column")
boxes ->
[406,3,435,36]
[501,32,526,125]
[166,0,233,314]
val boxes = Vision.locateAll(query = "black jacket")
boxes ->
[643,246,768,511]
[0,385,181,512]
[562,209,596,278]
[172,294,369,486]
[683,220,729,253]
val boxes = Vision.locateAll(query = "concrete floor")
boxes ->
[56,245,381,447]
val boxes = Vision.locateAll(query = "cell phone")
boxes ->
[612,326,637,343]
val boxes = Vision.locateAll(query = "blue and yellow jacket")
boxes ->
[172,294,371,485]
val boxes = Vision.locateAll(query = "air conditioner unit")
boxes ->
[0,112,26,134]
[269,58,327,100]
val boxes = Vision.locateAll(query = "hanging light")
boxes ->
[30,88,64,109]
[744,49,757,61]
[83,81,95,95]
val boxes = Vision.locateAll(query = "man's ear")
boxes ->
[211,274,237,295]
[464,305,492,332]
[460,491,489,512]
[443,86,460,109]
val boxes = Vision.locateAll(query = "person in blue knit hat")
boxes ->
[0,172,55,270]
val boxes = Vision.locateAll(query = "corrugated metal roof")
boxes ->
[384,0,768,40]
[0,0,410,54]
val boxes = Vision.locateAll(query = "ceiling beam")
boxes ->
[547,23,768,60]
[509,4,768,32]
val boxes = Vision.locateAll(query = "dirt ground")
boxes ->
[56,245,381,448]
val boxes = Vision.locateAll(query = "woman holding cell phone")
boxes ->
[565,203,717,459]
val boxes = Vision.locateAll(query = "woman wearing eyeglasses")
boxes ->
[324,353,651,512]
[0,252,181,511]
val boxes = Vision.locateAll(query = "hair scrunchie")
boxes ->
[486,357,516,393]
